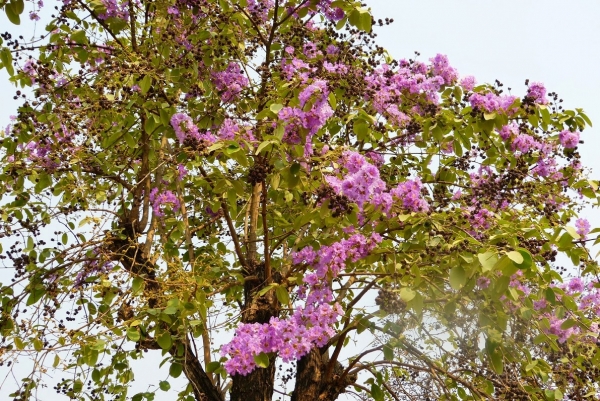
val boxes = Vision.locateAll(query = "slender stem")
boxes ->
[261,180,271,282]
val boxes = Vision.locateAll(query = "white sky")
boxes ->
[0,1,599,400]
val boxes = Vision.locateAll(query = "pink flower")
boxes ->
[558,130,580,148]
[575,218,590,239]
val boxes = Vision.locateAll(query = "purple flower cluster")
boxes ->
[558,130,580,148]
[545,277,600,342]
[246,0,274,21]
[211,62,249,102]
[512,133,539,153]
[170,112,215,145]
[98,0,133,20]
[170,112,199,143]
[429,54,458,86]
[495,123,569,180]
[498,123,518,140]
[468,208,492,231]
[149,188,180,217]
[460,75,476,91]
[504,274,600,343]
[221,233,381,375]
[278,79,333,157]
[325,151,429,214]
[292,0,344,21]
[21,123,77,171]
[22,59,37,83]
[390,179,429,213]
[526,82,548,105]
[362,55,463,127]
[218,119,239,140]
[575,218,591,239]
[74,248,114,288]
[469,92,517,114]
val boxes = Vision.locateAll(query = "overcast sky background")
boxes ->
[0,1,599,400]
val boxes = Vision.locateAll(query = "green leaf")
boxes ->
[545,287,556,304]
[255,140,274,155]
[5,5,21,25]
[488,349,504,374]
[26,286,45,306]
[92,369,101,382]
[33,338,43,351]
[132,277,144,295]
[560,319,577,330]
[478,251,498,272]
[157,332,173,350]
[169,362,183,378]
[506,251,524,264]
[207,361,221,373]
[495,255,518,277]
[370,383,384,401]
[127,327,140,342]
[13,0,24,14]
[399,287,416,302]
[515,248,533,269]
[0,48,14,76]
[159,381,171,391]
[383,343,394,361]
[565,226,581,240]
[253,352,270,368]
[269,103,283,114]
[275,286,290,305]
[484,112,496,121]
[449,266,466,290]
[139,75,152,95]
[71,30,88,44]
[14,337,24,350]
[353,120,369,140]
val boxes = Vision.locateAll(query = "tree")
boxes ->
[0,0,599,400]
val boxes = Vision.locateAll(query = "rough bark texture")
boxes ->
[229,182,279,401]
[183,342,225,401]
[291,348,357,401]
[229,271,278,401]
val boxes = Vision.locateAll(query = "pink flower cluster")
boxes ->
[20,124,77,171]
[170,112,198,143]
[526,82,548,105]
[495,123,571,180]
[364,55,458,126]
[170,112,215,145]
[246,0,274,21]
[211,62,249,102]
[149,187,180,217]
[545,278,600,343]
[460,75,476,91]
[575,218,591,239]
[325,151,429,214]
[74,248,114,288]
[505,275,600,343]
[221,233,381,375]
[558,130,580,148]
[278,79,333,157]
[98,0,134,20]
[469,92,517,114]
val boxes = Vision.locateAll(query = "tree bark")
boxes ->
[230,182,279,401]
[291,348,357,401]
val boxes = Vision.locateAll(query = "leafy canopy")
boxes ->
[0,0,599,400]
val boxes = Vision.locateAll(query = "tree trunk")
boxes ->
[230,182,278,401]
[291,348,357,401]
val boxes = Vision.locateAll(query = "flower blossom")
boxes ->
[558,130,580,148]
[211,62,249,102]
